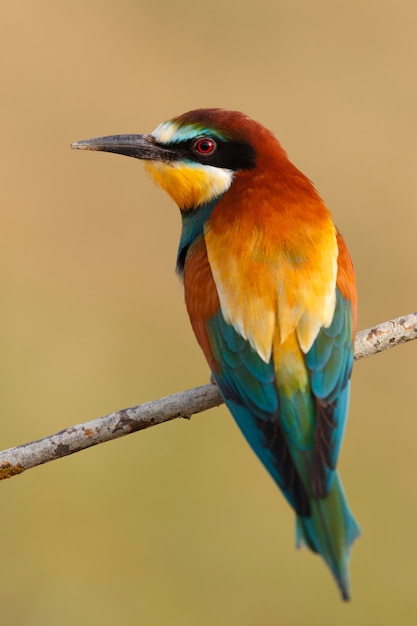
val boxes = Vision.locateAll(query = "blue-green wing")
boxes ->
[207,310,310,516]
[305,288,354,496]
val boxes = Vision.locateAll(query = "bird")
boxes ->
[72,108,360,600]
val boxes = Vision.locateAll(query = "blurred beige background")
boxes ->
[1,1,417,624]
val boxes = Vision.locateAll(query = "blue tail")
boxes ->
[296,473,360,601]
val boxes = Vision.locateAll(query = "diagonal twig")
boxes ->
[1,312,416,480]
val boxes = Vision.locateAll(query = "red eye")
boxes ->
[193,138,217,155]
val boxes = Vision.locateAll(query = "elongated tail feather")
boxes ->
[296,474,360,601]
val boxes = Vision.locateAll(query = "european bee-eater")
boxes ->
[72,108,360,600]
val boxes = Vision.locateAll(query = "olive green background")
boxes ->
[1,1,417,624]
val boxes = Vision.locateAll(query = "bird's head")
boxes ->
[71,108,288,211]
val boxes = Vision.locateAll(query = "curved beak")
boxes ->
[71,134,175,161]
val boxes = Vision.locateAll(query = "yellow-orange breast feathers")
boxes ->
[204,173,338,363]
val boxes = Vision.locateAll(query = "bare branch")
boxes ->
[0,384,224,479]
[354,312,417,359]
[1,311,416,481]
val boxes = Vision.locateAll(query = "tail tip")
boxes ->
[340,585,351,602]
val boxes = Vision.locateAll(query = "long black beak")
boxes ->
[71,134,175,161]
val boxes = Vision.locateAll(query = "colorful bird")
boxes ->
[72,108,360,600]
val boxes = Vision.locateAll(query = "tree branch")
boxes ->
[1,312,416,481]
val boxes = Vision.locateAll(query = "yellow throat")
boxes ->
[144,160,233,210]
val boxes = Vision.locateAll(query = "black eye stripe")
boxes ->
[154,137,256,171]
